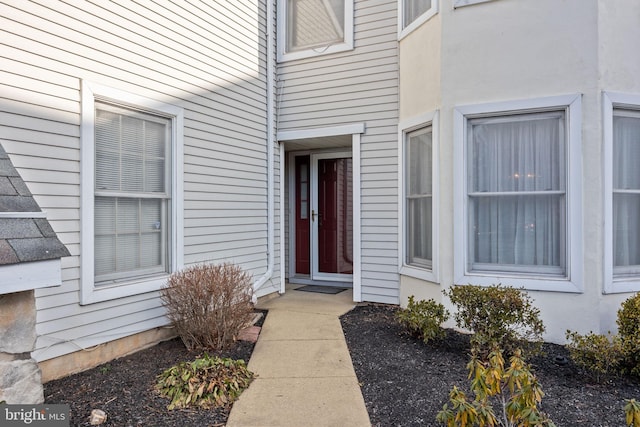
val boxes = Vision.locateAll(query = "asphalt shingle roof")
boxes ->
[0,143,70,265]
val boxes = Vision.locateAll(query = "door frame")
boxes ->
[279,123,363,301]
[311,151,353,282]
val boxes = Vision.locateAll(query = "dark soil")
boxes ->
[45,304,640,426]
[340,303,640,427]
[44,311,266,427]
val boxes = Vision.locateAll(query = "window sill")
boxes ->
[80,274,169,305]
[455,272,583,293]
[453,0,498,8]
[398,7,438,41]
[278,42,353,62]
[604,278,640,294]
[400,265,438,283]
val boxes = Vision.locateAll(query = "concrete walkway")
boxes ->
[226,285,371,427]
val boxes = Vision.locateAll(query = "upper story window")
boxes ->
[278,0,354,61]
[454,95,582,292]
[604,92,640,293]
[81,81,183,304]
[399,0,438,39]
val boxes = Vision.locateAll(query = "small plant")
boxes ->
[617,292,640,377]
[625,399,640,426]
[565,330,623,383]
[436,347,555,427]
[444,284,545,358]
[161,262,254,351]
[156,354,253,410]
[99,364,112,375]
[396,296,450,343]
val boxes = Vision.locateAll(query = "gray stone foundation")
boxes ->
[0,290,44,404]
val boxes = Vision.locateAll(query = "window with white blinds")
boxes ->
[94,102,171,284]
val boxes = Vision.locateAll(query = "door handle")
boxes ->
[312,210,322,224]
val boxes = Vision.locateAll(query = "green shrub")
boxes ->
[565,330,623,383]
[444,284,545,358]
[625,399,640,426]
[156,354,253,410]
[396,296,450,343]
[617,293,640,377]
[436,347,555,427]
[161,262,254,351]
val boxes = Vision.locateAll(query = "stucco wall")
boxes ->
[399,0,640,343]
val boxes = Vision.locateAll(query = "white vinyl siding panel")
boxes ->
[1,1,274,361]
[278,0,399,303]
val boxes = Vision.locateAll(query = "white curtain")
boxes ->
[407,127,432,267]
[469,113,565,273]
[404,0,432,28]
[613,111,640,271]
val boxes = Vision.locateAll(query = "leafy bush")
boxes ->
[161,262,254,350]
[156,354,253,410]
[625,399,640,427]
[444,284,545,358]
[565,330,623,383]
[436,347,555,427]
[617,293,640,377]
[396,296,450,343]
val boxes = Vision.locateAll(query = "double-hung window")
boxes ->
[399,0,438,39]
[454,95,582,292]
[278,0,354,61]
[81,82,183,304]
[604,92,640,293]
[406,126,433,268]
[400,112,438,282]
[94,103,170,283]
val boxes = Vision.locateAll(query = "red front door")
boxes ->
[295,156,310,275]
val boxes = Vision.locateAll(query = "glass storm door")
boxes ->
[311,152,353,281]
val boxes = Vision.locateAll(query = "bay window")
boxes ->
[454,95,582,292]
[604,92,640,293]
[399,111,438,282]
[406,126,433,269]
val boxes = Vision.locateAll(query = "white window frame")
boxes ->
[453,94,582,293]
[277,0,354,62]
[454,0,498,8]
[398,0,438,40]
[80,81,184,305]
[603,91,640,294]
[398,111,439,283]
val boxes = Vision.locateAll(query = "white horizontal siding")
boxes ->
[1,0,273,362]
[277,0,399,302]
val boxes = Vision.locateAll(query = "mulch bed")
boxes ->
[44,311,266,427]
[340,303,640,427]
[45,304,640,426]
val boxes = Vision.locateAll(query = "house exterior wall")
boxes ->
[277,0,400,303]
[0,1,278,366]
[399,0,640,343]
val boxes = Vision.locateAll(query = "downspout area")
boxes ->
[252,0,276,297]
